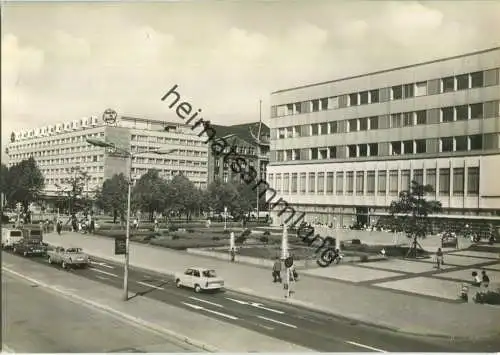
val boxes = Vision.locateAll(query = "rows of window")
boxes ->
[9,132,104,152]
[42,165,104,176]
[131,135,205,146]
[10,146,207,163]
[267,167,480,197]
[7,155,105,168]
[275,133,498,162]
[275,100,499,139]
[133,158,208,168]
[132,146,207,157]
[271,68,499,118]
[9,132,207,154]
[44,169,207,188]
[132,168,207,179]
[45,175,103,186]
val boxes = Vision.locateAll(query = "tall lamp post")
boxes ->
[224,206,228,230]
[86,138,175,301]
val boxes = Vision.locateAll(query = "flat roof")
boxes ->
[271,46,500,95]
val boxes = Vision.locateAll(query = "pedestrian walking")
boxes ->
[436,248,444,269]
[56,220,63,235]
[481,270,490,288]
[230,247,236,262]
[272,257,282,283]
[471,271,481,286]
[154,217,159,232]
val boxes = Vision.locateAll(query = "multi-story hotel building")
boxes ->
[6,115,209,199]
[267,47,500,228]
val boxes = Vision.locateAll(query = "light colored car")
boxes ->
[47,246,89,269]
[175,267,224,293]
[1,228,23,249]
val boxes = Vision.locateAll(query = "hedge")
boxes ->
[149,238,228,250]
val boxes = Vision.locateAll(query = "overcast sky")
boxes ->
[2,0,500,158]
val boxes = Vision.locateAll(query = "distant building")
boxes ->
[267,47,500,227]
[208,122,270,185]
[6,115,209,199]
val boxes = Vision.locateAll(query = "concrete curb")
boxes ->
[45,241,500,341]
[2,267,219,353]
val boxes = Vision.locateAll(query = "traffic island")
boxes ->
[186,245,387,269]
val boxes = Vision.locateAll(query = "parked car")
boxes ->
[1,228,23,249]
[441,232,458,248]
[47,246,89,269]
[175,267,224,293]
[12,240,47,257]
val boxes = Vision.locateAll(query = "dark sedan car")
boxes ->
[12,240,47,257]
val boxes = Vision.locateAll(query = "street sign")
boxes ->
[284,256,294,268]
[114,237,126,255]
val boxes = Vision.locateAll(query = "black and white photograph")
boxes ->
[1,0,500,352]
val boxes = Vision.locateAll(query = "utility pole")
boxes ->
[256,99,262,223]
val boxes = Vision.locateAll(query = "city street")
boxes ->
[1,269,197,353]
[3,251,499,352]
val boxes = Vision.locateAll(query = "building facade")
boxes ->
[6,115,209,198]
[267,47,500,227]
[208,122,270,185]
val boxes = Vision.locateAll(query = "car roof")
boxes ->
[187,267,213,271]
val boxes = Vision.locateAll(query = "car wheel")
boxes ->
[175,279,182,288]
[48,257,53,264]
[23,251,27,257]
[62,261,67,269]
[194,284,201,293]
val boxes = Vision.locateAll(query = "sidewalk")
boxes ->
[2,253,312,352]
[44,231,500,339]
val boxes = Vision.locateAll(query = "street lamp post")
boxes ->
[86,138,175,301]
[224,206,228,230]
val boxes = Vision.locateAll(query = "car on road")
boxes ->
[47,246,90,269]
[12,239,47,257]
[1,228,23,249]
[175,267,224,293]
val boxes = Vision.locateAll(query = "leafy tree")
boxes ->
[0,164,9,211]
[96,173,128,222]
[56,167,90,214]
[5,157,44,212]
[166,175,200,220]
[234,183,255,218]
[207,180,239,214]
[0,164,8,195]
[389,180,442,258]
[132,169,166,221]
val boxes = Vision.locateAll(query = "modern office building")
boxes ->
[267,47,500,227]
[6,115,209,199]
[208,122,270,185]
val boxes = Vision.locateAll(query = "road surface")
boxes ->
[3,251,500,352]
[1,270,198,353]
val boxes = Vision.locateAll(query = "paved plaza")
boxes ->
[302,249,500,302]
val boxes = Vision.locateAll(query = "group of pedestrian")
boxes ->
[472,270,490,288]
[272,257,298,283]
[66,211,95,234]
